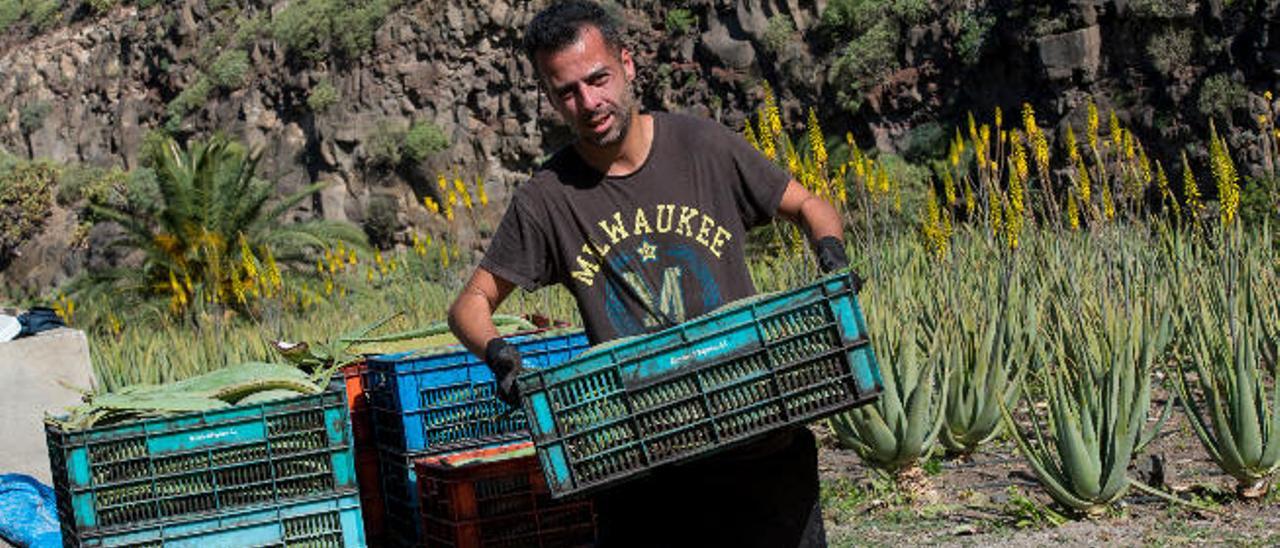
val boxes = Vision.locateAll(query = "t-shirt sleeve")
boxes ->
[718,122,792,228]
[479,191,555,292]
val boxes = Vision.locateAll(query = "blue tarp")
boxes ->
[0,474,60,548]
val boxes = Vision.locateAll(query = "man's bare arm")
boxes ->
[448,267,517,358]
[775,179,842,242]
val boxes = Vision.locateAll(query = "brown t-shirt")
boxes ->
[481,112,790,344]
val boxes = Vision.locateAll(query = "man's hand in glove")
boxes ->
[485,338,524,407]
[815,236,865,291]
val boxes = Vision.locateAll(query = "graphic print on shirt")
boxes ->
[571,204,732,337]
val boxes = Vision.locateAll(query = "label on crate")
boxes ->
[146,421,267,455]
[667,339,729,368]
[630,336,739,382]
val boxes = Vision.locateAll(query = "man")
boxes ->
[448,1,850,546]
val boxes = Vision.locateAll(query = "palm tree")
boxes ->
[74,133,366,317]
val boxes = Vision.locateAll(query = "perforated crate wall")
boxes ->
[517,272,883,497]
[46,389,358,539]
[364,331,589,453]
[415,443,596,548]
[375,448,426,548]
[71,493,365,547]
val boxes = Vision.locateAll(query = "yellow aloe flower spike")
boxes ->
[1086,99,1100,151]
[475,175,489,207]
[1182,151,1203,217]
[1155,160,1180,217]
[743,122,761,151]
[1067,193,1080,230]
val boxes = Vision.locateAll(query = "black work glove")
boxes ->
[815,236,865,292]
[485,338,524,407]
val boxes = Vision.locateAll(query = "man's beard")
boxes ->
[579,85,636,147]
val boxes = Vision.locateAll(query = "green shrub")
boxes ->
[364,121,404,168]
[952,8,994,66]
[901,121,947,162]
[28,0,61,31]
[231,13,265,48]
[888,0,930,24]
[829,18,899,114]
[664,7,695,35]
[762,15,795,55]
[0,159,57,261]
[86,0,117,14]
[272,0,402,63]
[820,0,883,37]
[56,164,112,205]
[134,0,159,8]
[271,0,338,62]
[1197,74,1247,120]
[307,80,339,113]
[138,129,169,168]
[208,49,251,90]
[1147,27,1194,76]
[363,193,399,249]
[0,0,23,31]
[1240,175,1278,226]
[404,121,449,163]
[121,167,162,215]
[19,101,51,135]
[165,75,212,132]
[1127,0,1196,18]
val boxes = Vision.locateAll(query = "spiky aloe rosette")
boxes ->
[830,256,948,501]
[1001,264,1172,516]
[1171,227,1280,498]
[938,256,1041,457]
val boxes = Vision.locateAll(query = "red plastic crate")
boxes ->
[343,362,386,545]
[415,442,596,548]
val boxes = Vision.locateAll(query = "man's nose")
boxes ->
[579,86,602,112]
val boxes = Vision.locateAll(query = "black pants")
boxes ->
[593,428,825,548]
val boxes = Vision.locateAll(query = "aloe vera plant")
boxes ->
[1171,231,1280,498]
[830,266,948,499]
[939,264,1040,456]
[1001,257,1172,516]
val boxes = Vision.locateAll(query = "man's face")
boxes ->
[535,25,637,148]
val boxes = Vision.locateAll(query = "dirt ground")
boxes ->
[815,403,1280,547]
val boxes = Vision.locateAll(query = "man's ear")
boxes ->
[620,48,636,82]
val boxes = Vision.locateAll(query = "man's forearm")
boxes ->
[797,194,843,243]
[448,289,502,359]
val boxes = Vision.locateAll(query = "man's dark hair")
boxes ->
[523,0,624,63]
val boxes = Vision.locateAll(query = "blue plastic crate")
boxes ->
[45,389,359,538]
[517,272,883,498]
[71,492,366,547]
[365,331,589,453]
[376,448,424,548]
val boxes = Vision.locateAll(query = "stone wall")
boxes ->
[1,0,1278,293]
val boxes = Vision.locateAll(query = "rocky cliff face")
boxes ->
[2,0,1278,293]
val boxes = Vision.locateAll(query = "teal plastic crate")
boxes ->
[517,271,882,497]
[45,389,359,539]
[72,493,365,547]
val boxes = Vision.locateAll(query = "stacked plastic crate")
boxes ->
[364,330,590,547]
[517,271,884,498]
[339,362,386,545]
[416,442,596,548]
[45,388,365,547]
